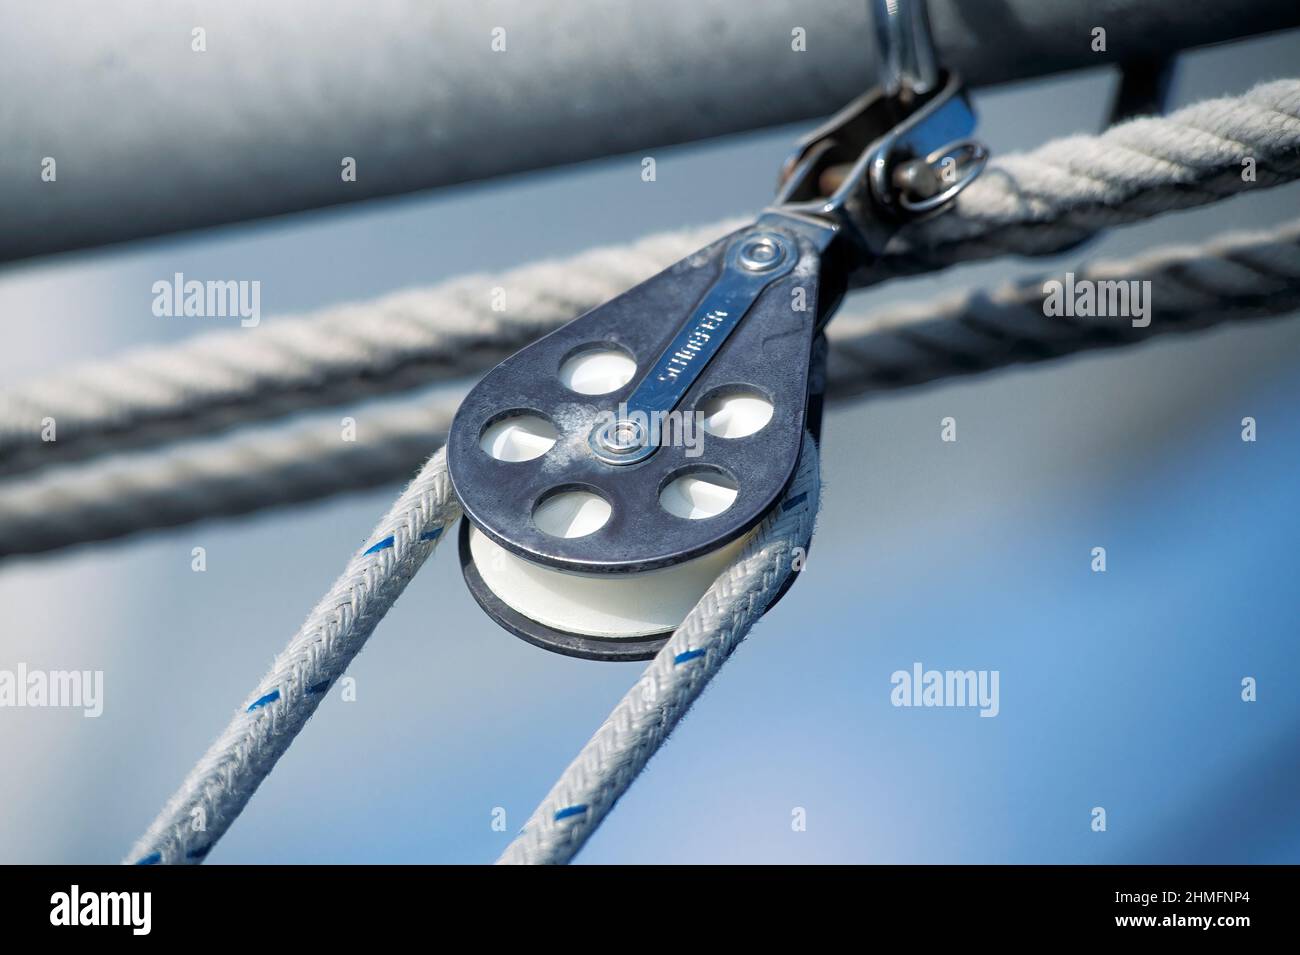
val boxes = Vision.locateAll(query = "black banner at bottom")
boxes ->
[0,864,1286,940]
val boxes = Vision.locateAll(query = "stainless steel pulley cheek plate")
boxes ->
[447,0,985,660]
[446,219,828,579]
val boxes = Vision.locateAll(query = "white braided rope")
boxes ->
[124,436,813,865]
[123,448,461,865]
[497,434,820,865]
[4,79,1298,478]
[4,217,1297,560]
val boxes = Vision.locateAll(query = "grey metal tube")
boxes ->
[3,0,1297,262]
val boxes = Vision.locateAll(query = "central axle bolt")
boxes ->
[738,235,785,272]
[596,418,645,454]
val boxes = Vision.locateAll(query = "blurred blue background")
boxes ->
[0,32,1297,864]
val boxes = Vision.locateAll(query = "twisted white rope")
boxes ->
[881,77,1300,273]
[0,224,734,478]
[0,398,461,557]
[4,217,1297,560]
[4,79,1298,478]
[497,434,820,865]
[827,216,1300,395]
[123,448,461,865]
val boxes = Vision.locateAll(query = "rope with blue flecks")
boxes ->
[497,435,820,865]
[123,448,460,865]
